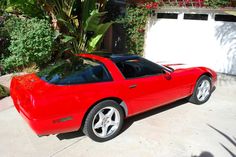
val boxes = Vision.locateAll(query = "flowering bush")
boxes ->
[204,0,231,8]
[145,2,159,9]
[175,0,204,7]
[161,0,231,8]
[119,5,149,55]
[129,0,232,8]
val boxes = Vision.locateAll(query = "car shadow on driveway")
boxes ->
[56,130,85,140]
[56,99,189,140]
[120,99,188,134]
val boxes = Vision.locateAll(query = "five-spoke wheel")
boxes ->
[189,75,212,104]
[92,107,121,138]
[197,80,211,102]
[83,100,124,142]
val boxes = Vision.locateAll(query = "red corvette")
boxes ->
[10,53,217,142]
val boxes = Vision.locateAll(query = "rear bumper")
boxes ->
[12,96,82,136]
[18,108,81,135]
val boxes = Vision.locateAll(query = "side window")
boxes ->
[57,64,112,84]
[37,57,112,85]
[115,58,164,79]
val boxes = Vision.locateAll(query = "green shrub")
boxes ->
[204,0,230,8]
[119,6,149,56]
[0,84,8,98]
[0,21,10,61]
[2,17,54,72]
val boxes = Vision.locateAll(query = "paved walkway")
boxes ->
[0,97,13,112]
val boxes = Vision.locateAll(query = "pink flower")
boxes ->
[138,28,145,33]
[152,2,159,9]
[145,2,159,10]
[146,3,152,9]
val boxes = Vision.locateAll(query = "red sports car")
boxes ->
[10,53,217,142]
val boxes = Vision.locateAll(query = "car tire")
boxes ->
[83,100,124,142]
[189,75,212,105]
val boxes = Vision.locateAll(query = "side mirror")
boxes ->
[163,70,172,80]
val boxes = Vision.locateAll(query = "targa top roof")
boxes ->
[90,52,140,62]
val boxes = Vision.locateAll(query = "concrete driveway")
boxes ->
[0,74,236,157]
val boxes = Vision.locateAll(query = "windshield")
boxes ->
[37,56,112,85]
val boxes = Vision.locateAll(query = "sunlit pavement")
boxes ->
[0,74,235,157]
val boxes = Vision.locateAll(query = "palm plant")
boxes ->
[39,0,112,53]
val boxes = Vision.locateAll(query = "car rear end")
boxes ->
[10,74,81,135]
[10,74,43,134]
[11,75,38,118]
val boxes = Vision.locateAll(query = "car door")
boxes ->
[115,57,179,116]
[123,74,176,115]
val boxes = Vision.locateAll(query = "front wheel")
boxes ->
[83,100,124,142]
[189,75,212,105]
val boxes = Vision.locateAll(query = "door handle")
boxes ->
[129,84,137,89]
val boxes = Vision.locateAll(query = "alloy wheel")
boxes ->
[92,107,121,138]
[197,80,211,102]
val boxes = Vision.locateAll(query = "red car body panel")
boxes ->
[10,53,217,135]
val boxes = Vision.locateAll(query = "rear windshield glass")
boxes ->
[37,56,112,85]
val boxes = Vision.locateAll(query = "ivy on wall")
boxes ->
[156,0,231,8]
[204,0,231,8]
[118,1,159,56]
[120,5,151,55]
